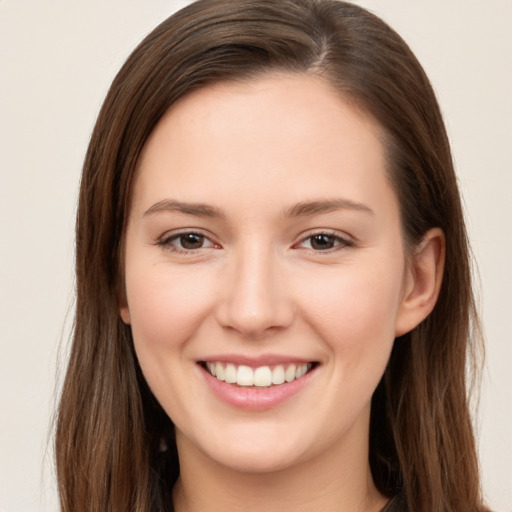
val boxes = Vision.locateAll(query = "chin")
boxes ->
[177,419,316,475]
[207,443,307,475]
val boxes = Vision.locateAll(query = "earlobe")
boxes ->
[120,306,131,325]
[117,274,131,324]
[395,228,445,337]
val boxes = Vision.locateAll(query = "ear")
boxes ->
[120,305,131,325]
[118,283,131,325]
[395,228,445,337]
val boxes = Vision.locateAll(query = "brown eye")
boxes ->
[297,232,352,252]
[158,231,217,253]
[179,233,205,250]
[309,234,337,250]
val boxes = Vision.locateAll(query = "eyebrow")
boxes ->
[143,198,374,219]
[144,199,225,219]
[284,198,374,218]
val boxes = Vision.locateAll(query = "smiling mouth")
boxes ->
[200,361,318,387]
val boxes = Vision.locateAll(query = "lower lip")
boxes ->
[200,364,317,410]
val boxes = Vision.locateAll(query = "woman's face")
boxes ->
[121,74,417,473]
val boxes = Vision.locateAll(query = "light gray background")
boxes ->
[1,1,511,511]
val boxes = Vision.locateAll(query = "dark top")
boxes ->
[381,493,408,512]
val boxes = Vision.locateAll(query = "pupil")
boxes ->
[311,234,334,250]
[181,233,204,249]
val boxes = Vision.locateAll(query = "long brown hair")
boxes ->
[56,1,487,510]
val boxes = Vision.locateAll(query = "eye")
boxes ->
[157,231,218,253]
[297,232,353,252]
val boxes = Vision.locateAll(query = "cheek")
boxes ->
[125,266,219,419]
[295,257,404,363]
[126,265,216,360]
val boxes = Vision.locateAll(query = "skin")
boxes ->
[120,73,444,512]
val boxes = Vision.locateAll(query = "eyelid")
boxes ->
[293,229,354,251]
[156,228,221,253]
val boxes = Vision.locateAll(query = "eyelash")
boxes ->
[156,230,218,254]
[295,231,354,252]
[156,230,354,255]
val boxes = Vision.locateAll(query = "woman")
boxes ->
[55,1,488,511]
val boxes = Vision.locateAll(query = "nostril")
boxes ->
[216,307,296,339]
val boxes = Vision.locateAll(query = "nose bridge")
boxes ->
[217,239,293,337]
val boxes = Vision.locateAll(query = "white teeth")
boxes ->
[296,363,307,379]
[254,366,272,387]
[236,365,254,386]
[206,362,313,387]
[215,362,225,381]
[271,365,285,385]
[285,364,296,383]
[207,362,216,376]
[225,363,237,383]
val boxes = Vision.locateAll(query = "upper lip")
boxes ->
[198,353,317,367]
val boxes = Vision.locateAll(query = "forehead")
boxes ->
[132,73,395,219]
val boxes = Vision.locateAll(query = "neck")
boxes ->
[172,416,387,512]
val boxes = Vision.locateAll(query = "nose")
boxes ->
[215,243,295,339]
